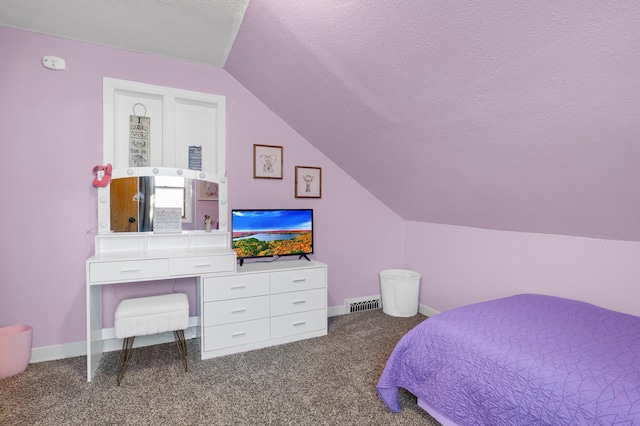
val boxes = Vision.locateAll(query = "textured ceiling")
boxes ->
[0,0,249,67]
[226,0,640,242]
[3,1,640,241]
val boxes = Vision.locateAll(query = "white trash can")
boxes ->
[379,269,421,317]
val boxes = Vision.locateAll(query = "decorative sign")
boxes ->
[189,145,202,171]
[129,104,150,167]
[153,207,182,234]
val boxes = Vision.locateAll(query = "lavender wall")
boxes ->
[6,25,636,355]
[0,26,404,348]
[404,221,640,317]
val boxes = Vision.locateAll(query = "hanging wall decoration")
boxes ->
[295,166,322,198]
[197,180,219,201]
[253,144,283,179]
[129,103,150,167]
[188,145,202,171]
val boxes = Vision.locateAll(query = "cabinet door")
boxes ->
[108,87,164,168]
[174,99,224,174]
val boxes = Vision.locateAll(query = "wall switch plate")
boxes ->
[42,56,66,71]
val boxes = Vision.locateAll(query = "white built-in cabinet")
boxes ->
[103,78,225,173]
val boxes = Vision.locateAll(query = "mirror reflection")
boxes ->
[110,176,219,232]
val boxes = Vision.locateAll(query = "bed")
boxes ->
[377,294,640,425]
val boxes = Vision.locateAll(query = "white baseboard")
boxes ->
[419,304,440,317]
[327,305,347,317]
[29,306,441,364]
[29,316,200,364]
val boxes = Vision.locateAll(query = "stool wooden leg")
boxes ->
[117,336,135,386]
[173,330,188,373]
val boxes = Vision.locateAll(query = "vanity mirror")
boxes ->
[110,176,218,232]
[97,167,228,235]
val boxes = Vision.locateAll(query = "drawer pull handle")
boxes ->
[231,332,247,338]
[292,278,306,283]
[230,285,246,290]
[231,308,247,314]
[293,300,306,305]
[195,263,212,268]
[120,269,141,273]
[293,321,306,327]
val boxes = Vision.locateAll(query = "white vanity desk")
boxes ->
[86,235,328,382]
[85,231,236,382]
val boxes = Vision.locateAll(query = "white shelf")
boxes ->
[95,231,230,255]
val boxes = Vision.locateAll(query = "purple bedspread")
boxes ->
[377,294,640,425]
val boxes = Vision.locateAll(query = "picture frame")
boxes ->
[295,166,322,198]
[253,144,283,179]
[197,180,218,201]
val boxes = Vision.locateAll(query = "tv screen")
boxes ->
[231,209,314,262]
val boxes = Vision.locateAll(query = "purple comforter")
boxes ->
[377,294,640,425]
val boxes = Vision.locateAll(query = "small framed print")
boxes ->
[253,144,283,179]
[295,166,322,198]
[197,180,218,201]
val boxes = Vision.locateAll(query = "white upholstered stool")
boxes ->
[114,293,189,385]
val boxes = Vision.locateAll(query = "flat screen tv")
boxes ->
[231,209,314,264]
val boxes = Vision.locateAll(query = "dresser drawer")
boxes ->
[270,288,326,316]
[203,296,269,326]
[203,318,270,351]
[270,267,326,294]
[89,259,169,283]
[169,254,235,276]
[271,309,327,339]
[203,274,269,302]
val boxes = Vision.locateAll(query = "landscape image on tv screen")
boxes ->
[232,209,313,259]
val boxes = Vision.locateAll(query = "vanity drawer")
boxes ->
[169,254,235,276]
[203,296,269,326]
[270,288,326,316]
[270,267,326,294]
[89,259,169,283]
[203,274,269,302]
[270,309,327,339]
[203,318,270,351]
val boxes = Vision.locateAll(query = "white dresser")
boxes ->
[200,259,327,359]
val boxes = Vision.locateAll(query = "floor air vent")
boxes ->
[345,296,381,313]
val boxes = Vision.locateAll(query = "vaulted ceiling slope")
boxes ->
[2,1,639,242]
[226,1,640,242]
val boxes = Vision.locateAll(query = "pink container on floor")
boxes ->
[0,324,32,379]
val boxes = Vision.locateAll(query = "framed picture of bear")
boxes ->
[295,166,322,198]
[253,144,283,179]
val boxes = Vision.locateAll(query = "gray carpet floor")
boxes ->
[1,309,442,425]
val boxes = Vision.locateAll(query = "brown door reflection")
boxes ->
[110,177,138,232]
